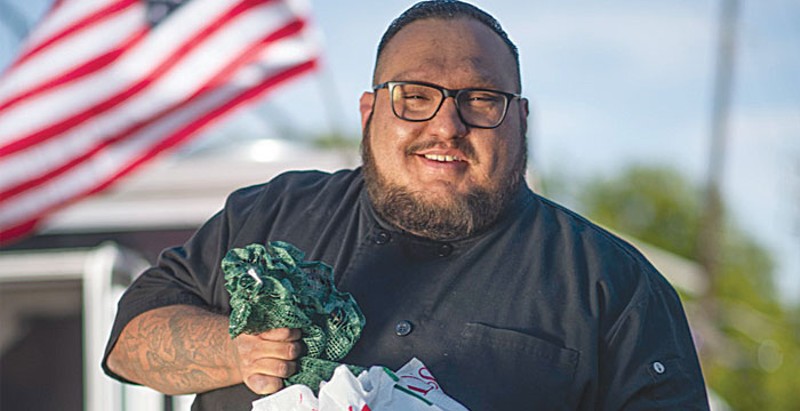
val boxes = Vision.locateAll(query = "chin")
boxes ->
[411,180,473,201]
[415,191,462,209]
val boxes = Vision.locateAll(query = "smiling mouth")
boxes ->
[422,154,463,163]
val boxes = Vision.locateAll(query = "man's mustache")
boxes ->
[404,139,477,161]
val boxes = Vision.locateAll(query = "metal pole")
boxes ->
[315,61,347,139]
[698,0,739,304]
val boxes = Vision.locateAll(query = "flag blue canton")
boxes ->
[144,0,190,26]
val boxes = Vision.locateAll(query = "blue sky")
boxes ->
[2,0,798,303]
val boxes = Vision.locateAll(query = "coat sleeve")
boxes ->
[599,262,710,410]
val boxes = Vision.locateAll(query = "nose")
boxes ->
[427,96,468,139]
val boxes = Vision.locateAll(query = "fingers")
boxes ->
[245,373,284,395]
[233,328,304,395]
[236,332,304,361]
[257,327,302,342]
[242,358,298,394]
[248,356,298,378]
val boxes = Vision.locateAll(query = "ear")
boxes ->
[359,91,375,132]
[518,97,530,136]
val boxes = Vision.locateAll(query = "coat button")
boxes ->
[375,231,391,245]
[437,243,452,257]
[652,361,666,374]
[395,320,413,336]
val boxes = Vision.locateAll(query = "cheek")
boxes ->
[476,133,524,181]
[367,115,415,179]
[370,112,419,159]
[477,137,513,170]
[497,118,526,164]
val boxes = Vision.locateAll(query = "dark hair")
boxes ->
[374,0,521,90]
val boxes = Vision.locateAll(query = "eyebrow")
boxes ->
[386,70,508,90]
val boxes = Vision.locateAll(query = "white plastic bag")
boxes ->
[251,384,319,411]
[251,357,469,411]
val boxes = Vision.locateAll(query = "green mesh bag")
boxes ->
[222,241,366,392]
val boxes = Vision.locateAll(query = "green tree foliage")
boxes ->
[547,164,799,410]
[311,131,360,151]
[577,165,701,259]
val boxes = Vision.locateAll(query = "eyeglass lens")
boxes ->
[390,83,508,128]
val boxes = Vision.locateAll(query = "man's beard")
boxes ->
[361,115,527,241]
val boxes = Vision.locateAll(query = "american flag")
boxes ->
[0,0,319,244]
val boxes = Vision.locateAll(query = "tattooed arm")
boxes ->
[106,304,303,396]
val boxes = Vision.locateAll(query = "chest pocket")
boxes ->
[445,322,580,410]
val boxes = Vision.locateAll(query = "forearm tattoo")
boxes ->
[116,306,237,393]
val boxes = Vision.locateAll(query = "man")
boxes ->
[103,1,709,409]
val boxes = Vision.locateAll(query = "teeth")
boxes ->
[424,154,460,162]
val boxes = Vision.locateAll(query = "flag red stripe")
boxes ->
[0,147,86,202]
[0,29,147,112]
[0,58,317,244]
[192,19,305,98]
[50,0,68,15]
[11,0,139,70]
[142,59,317,159]
[0,20,307,202]
[0,219,39,245]
[0,0,269,158]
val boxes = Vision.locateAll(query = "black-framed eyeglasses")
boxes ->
[373,81,520,129]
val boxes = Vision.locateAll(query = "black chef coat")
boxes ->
[103,168,709,410]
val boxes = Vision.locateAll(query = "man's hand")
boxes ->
[107,305,303,396]
[233,328,305,394]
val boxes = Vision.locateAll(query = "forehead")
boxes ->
[376,18,518,90]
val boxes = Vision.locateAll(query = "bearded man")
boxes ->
[103,1,709,409]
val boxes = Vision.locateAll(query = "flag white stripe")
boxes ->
[132,1,297,99]
[0,6,141,103]
[252,34,319,71]
[126,0,256,63]
[0,0,285,143]
[1,0,222,140]
[18,0,117,55]
[0,28,317,193]
[0,3,301,188]
[0,0,318,240]
[0,46,310,199]
[0,44,316,227]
